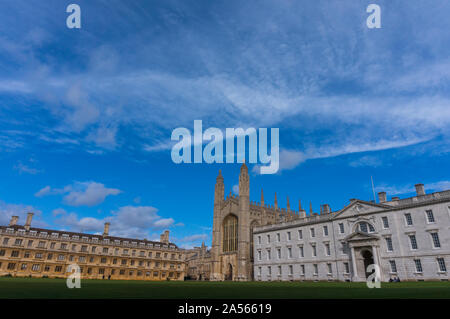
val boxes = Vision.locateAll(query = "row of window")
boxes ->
[257,242,332,261]
[255,258,447,277]
[258,262,340,277]
[256,230,443,261]
[1,229,176,249]
[408,258,447,273]
[0,250,181,268]
[257,209,441,245]
[385,232,441,252]
[0,239,181,259]
[0,262,181,277]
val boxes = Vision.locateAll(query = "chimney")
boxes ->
[392,196,400,201]
[160,230,170,244]
[378,192,387,203]
[103,222,110,236]
[415,184,425,196]
[24,212,33,230]
[9,216,19,226]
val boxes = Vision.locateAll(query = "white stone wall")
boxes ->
[253,199,450,282]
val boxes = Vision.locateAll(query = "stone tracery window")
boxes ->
[223,215,238,252]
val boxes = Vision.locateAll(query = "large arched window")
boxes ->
[356,221,375,233]
[223,215,238,252]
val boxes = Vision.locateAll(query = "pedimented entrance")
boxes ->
[344,231,382,282]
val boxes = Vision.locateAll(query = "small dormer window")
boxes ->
[51,233,59,238]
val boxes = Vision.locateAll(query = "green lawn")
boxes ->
[0,277,449,299]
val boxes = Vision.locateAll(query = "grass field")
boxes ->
[0,278,449,299]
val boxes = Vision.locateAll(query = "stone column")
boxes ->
[350,246,358,281]
[371,245,382,282]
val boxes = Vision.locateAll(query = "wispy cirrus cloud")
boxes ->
[252,135,430,174]
[13,161,41,175]
[1,1,450,160]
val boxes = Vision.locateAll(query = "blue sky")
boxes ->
[1,0,450,248]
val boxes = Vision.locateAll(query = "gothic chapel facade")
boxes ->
[210,163,303,281]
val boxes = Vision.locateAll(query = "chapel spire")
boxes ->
[274,192,278,209]
[261,189,264,206]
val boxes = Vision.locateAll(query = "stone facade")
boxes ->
[210,163,303,281]
[253,185,450,282]
[0,213,186,281]
[185,242,211,280]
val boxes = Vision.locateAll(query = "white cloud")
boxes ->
[35,186,52,197]
[0,200,46,228]
[63,182,121,206]
[176,233,209,249]
[35,181,121,206]
[180,234,208,242]
[0,80,32,93]
[349,156,382,168]
[86,124,118,150]
[375,180,450,196]
[52,208,67,216]
[253,136,427,174]
[1,1,450,169]
[53,205,175,239]
[13,162,41,175]
[55,210,105,232]
[426,181,450,192]
[232,184,239,194]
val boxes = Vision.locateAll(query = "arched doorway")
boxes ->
[362,250,374,278]
[225,263,233,281]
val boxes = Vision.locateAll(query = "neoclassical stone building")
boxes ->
[0,214,186,280]
[210,163,303,281]
[207,164,448,282]
[253,185,449,282]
